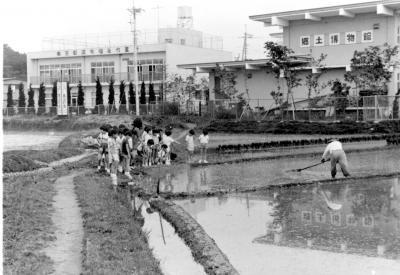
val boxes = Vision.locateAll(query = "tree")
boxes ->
[329,79,350,117]
[304,54,328,100]
[119,80,126,104]
[28,84,35,109]
[265,41,303,120]
[108,78,115,105]
[77,81,84,106]
[3,44,27,80]
[140,81,146,104]
[214,64,239,99]
[345,43,399,95]
[52,81,57,106]
[18,82,25,108]
[95,77,103,105]
[67,82,71,106]
[165,74,209,104]
[7,85,14,115]
[128,82,135,105]
[38,83,46,114]
[149,83,156,103]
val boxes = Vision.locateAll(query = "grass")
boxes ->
[3,148,83,173]
[3,171,58,274]
[74,172,163,275]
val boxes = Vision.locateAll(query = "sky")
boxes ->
[1,0,374,59]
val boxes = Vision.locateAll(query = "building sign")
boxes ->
[57,82,68,116]
[314,34,325,46]
[300,36,311,47]
[329,33,340,45]
[362,30,373,43]
[345,32,357,44]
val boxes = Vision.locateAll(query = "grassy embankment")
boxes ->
[74,172,162,274]
[3,171,58,274]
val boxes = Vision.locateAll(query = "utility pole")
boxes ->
[128,0,143,116]
[241,25,253,61]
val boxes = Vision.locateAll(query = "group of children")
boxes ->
[96,118,210,185]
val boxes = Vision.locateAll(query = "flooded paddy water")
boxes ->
[148,147,400,194]
[3,131,72,151]
[175,177,400,275]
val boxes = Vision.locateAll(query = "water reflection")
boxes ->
[176,178,400,275]
[126,188,206,275]
[260,178,400,259]
[149,149,400,194]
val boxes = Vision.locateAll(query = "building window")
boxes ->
[397,26,400,44]
[65,51,69,56]
[314,34,325,47]
[331,213,341,226]
[165,38,173,43]
[300,36,310,47]
[90,61,115,82]
[180,39,186,45]
[346,215,357,226]
[98,48,103,54]
[81,49,86,55]
[107,48,111,53]
[127,59,164,82]
[361,30,373,43]
[39,63,82,85]
[73,50,77,55]
[345,32,356,44]
[116,47,120,53]
[329,33,340,46]
[57,51,61,56]
[315,212,326,223]
[301,211,312,223]
[125,46,129,52]
[363,216,374,227]
[90,49,94,54]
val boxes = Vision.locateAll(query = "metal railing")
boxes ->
[3,95,400,122]
[30,71,165,85]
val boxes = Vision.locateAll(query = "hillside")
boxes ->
[3,44,27,81]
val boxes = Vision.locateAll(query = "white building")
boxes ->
[179,1,400,111]
[26,7,232,110]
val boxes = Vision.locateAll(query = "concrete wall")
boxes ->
[284,12,397,66]
[165,44,232,78]
[209,67,348,108]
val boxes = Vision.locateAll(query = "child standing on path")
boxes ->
[198,129,209,163]
[97,125,109,172]
[185,129,195,163]
[108,128,120,186]
[162,130,180,165]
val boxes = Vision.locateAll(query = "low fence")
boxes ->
[3,95,400,122]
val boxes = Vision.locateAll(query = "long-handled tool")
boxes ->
[287,161,325,172]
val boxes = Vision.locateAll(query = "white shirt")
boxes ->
[199,134,209,144]
[143,133,152,144]
[162,136,175,148]
[322,141,343,160]
[185,135,194,151]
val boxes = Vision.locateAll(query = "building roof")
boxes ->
[250,0,400,26]
[3,78,27,85]
[177,56,312,72]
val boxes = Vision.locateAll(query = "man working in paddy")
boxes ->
[321,139,350,178]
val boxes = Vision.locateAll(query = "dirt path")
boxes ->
[44,173,84,275]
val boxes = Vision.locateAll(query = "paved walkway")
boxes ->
[44,173,84,275]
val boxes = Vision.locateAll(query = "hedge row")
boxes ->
[206,120,400,135]
[216,134,400,153]
[387,136,400,145]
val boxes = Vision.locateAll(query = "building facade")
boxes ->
[179,1,400,112]
[26,28,232,110]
